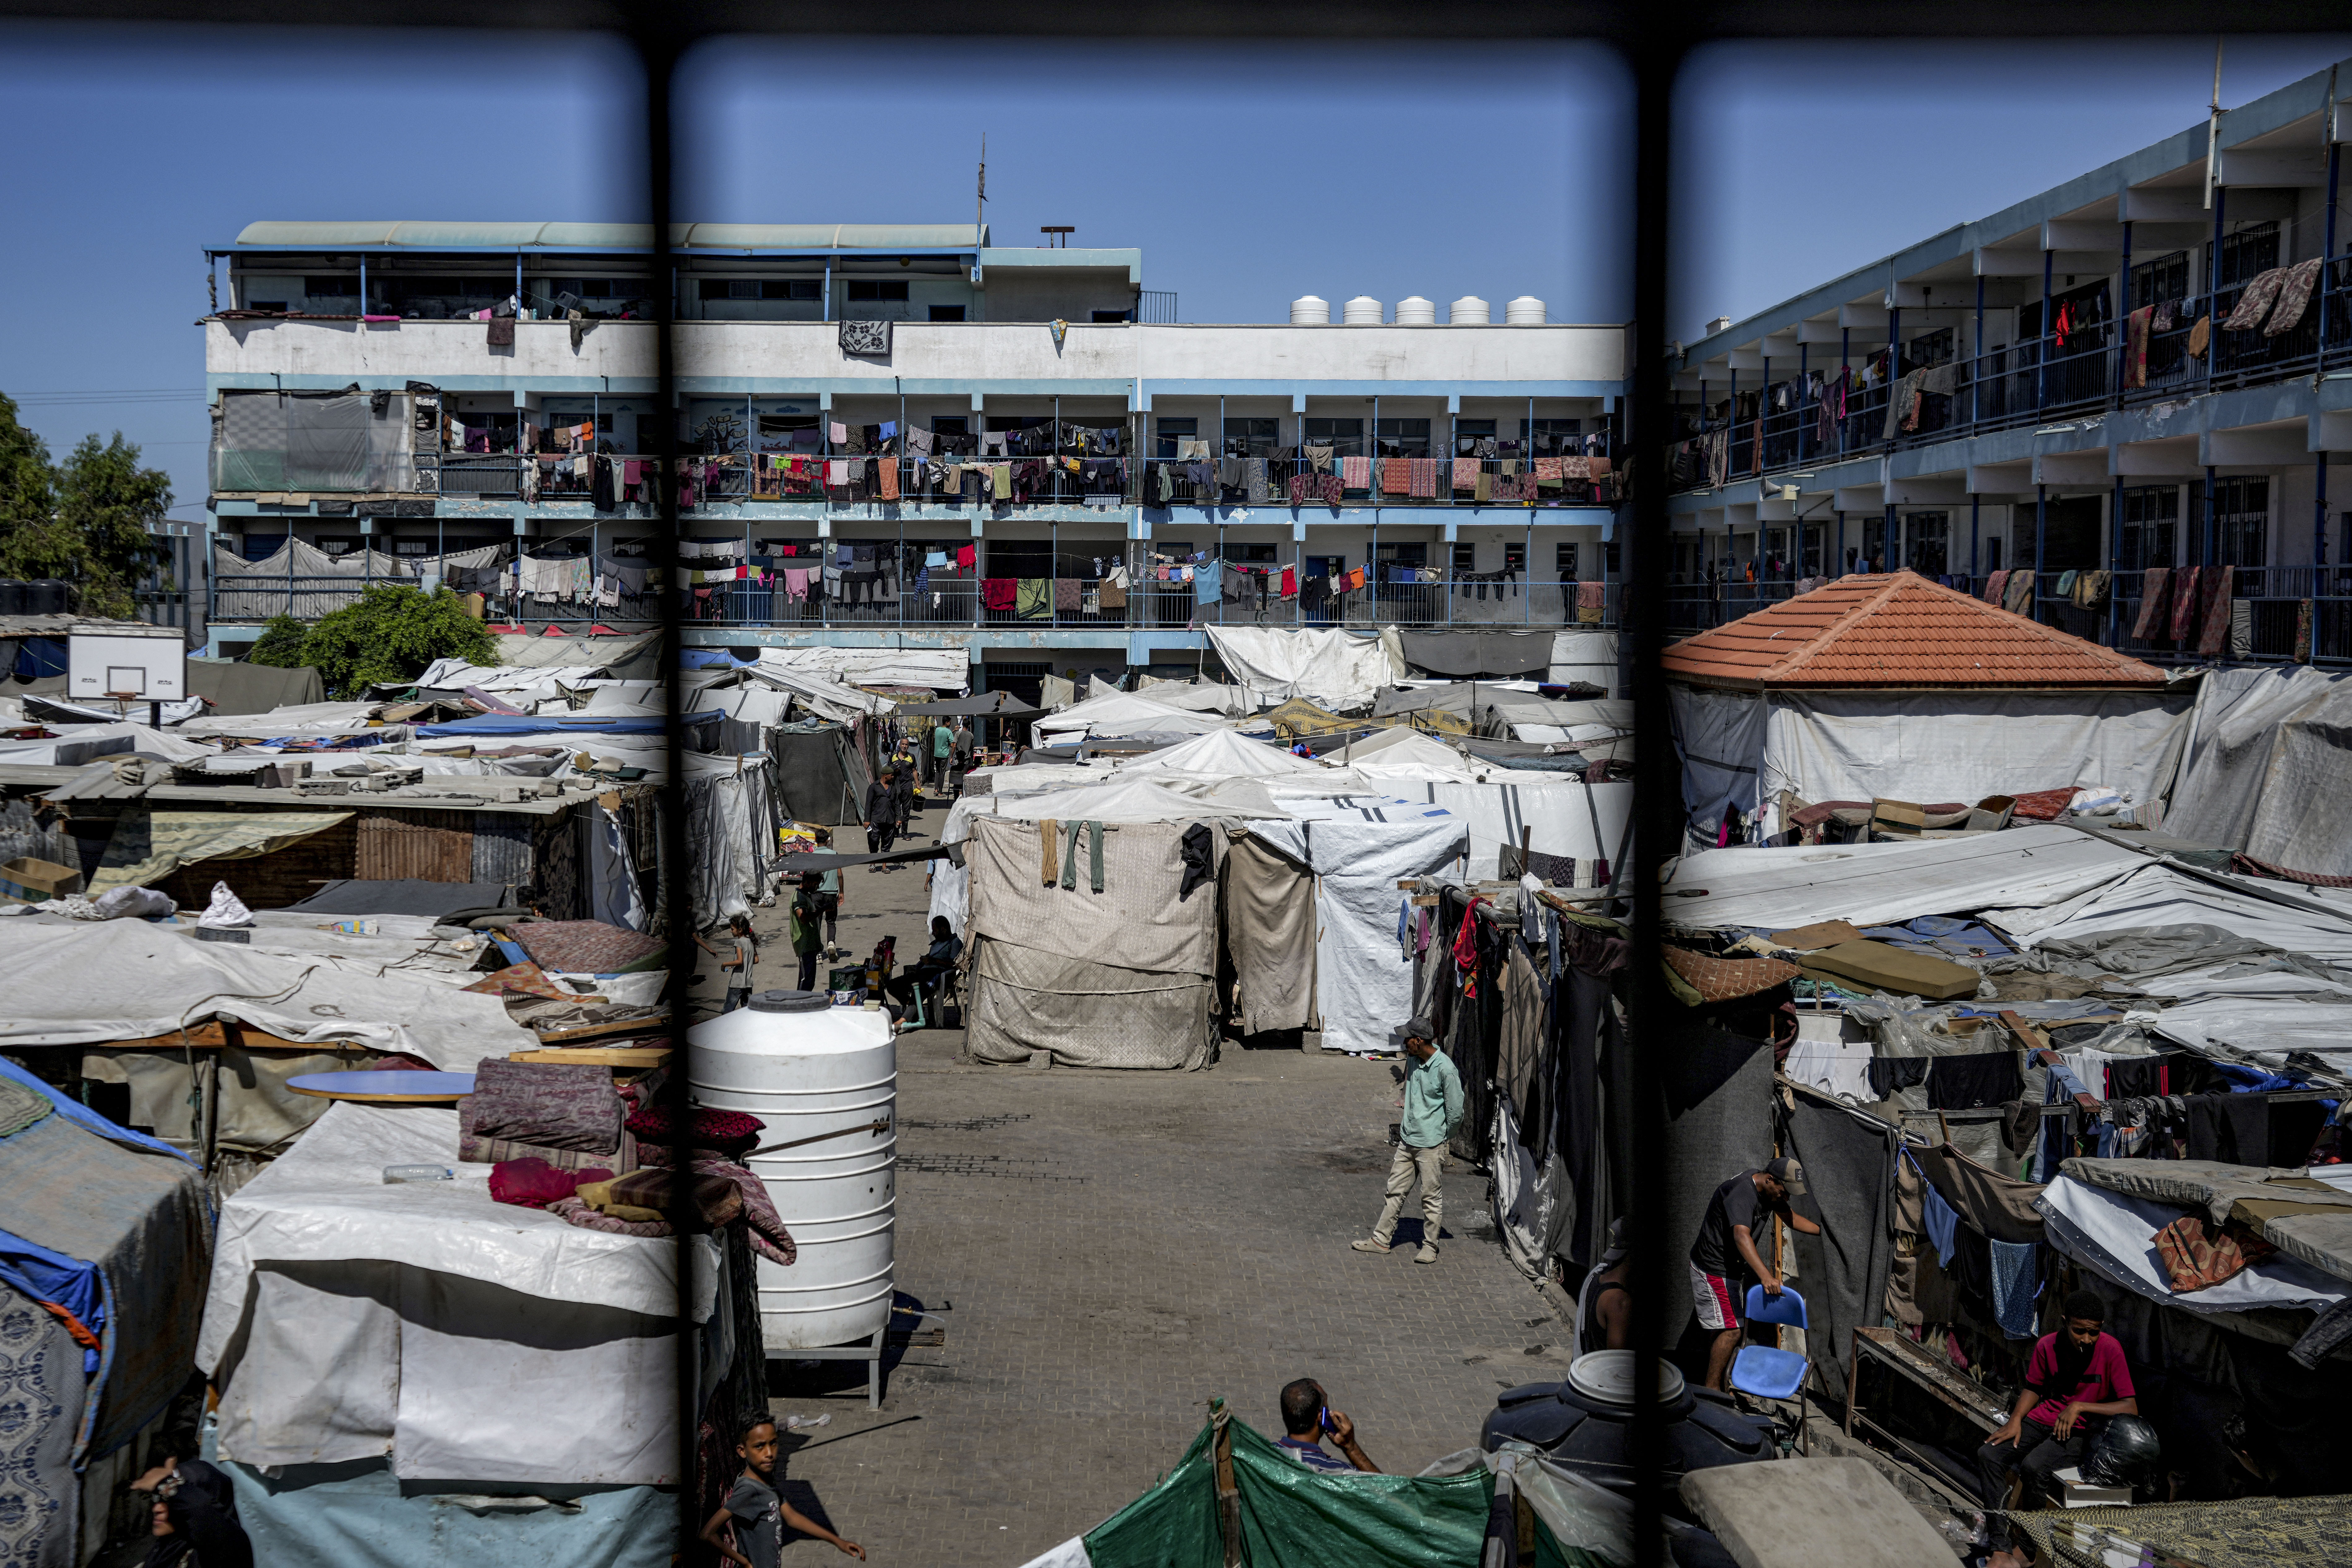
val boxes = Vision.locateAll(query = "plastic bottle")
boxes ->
[383,1165,456,1183]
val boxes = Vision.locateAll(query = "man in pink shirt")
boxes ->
[1976,1290,2139,1568]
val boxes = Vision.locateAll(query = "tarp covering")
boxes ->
[1407,780,1633,883]
[222,1458,672,1568]
[0,1061,209,1463]
[1548,630,1619,693]
[1778,1087,1899,1403]
[966,815,1221,978]
[987,776,1291,827]
[753,645,968,690]
[0,1272,86,1568]
[200,1103,708,1482]
[2165,665,2352,875]
[212,389,414,493]
[286,879,513,918]
[1987,860,2352,967]
[1120,730,1323,779]
[88,807,353,893]
[0,920,538,1069]
[2038,1172,2348,1315]
[1398,630,1556,677]
[0,719,217,765]
[1665,825,2147,932]
[184,658,326,718]
[769,721,871,826]
[1203,626,1397,711]
[1223,833,1318,1034]
[1250,808,1467,1054]
[1033,691,1233,743]
[1668,684,1770,837]
[2058,1158,2352,1288]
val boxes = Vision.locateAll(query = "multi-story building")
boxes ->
[201,222,1622,695]
[1668,57,2352,663]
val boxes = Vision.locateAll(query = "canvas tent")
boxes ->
[1202,625,1401,711]
[0,1060,210,1568]
[754,645,968,690]
[1031,690,1235,744]
[2163,664,2352,878]
[197,1101,703,1567]
[1663,572,2187,843]
[184,657,327,717]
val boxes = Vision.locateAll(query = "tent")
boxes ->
[197,1101,706,1567]
[1251,796,1468,1054]
[184,657,327,717]
[896,691,1046,718]
[1397,629,1556,678]
[1120,729,1327,779]
[754,645,968,690]
[1663,572,2188,844]
[1403,778,1634,883]
[0,1059,210,1568]
[1032,691,1235,744]
[1202,626,1400,711]
[2164,664,2352,877]
[768,719,873,825]
[1547,630,1619,693]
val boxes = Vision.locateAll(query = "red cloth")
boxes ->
[1451,896,1488,999]
[957,545,976,570]
[2153,1214,2276,1292]
[2022,1331,2135,1428]
[1280,567,1296,599]
[2168,566,2202,643]
[2196,567,2234,657]
[2007,788,2079,822]
[625,1105,765,1151]
[489,1156,610,1209]
[982,578,1017,611]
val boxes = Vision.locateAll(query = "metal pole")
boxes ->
[823,258,832,323]
[2206,188,2226,394]
[2037,248,2053,412]
[2324,122,2341,378]
[2204,465,2218,566]
[1838,330,1850,459]
[2109,471,2124,646]
[2116,219,2133,403]
[1885,305,1899,446]
[1798,343,1808,463]
[2035,482,2049,622]
[2317,452,2329,590]
[1969,493,1980,583]
[1973,274,1984,428]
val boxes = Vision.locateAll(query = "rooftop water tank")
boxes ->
[1290,295,1330,324]
[1506,296,1548,326]
[1481,1350,1772,1516]
[0,581,24,617]
[1395,296,1436,324]
[689,990,896,1350]
[1343,296,1384,325]
[1449,296,1490,324]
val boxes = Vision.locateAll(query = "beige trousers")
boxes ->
[1371,1142,1444,1247]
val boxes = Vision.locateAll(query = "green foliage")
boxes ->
[244,615,311,670]
[0,397,173,620]
[284,584,496,698]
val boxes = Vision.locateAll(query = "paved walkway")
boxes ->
[738,799,1568,1566]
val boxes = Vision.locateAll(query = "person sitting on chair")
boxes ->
[883,917,963,1015]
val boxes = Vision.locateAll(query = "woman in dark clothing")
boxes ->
[140,1456,253,1568]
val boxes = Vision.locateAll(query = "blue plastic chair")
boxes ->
[1730,1284,1811,1453]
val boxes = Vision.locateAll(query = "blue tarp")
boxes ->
[678,649,753,669]
[1860,914,2014,961]
[13,637,66,679]
[413,711,720,738]
[220,1457,674,1568]
[0,1229,105,1374]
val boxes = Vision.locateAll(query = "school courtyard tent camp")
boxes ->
[0,1060,211,1568]
[1663,572,2186,844]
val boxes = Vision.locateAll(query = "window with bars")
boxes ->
[2209,475,2269,567]
[1555,541,1579,578]
[2120,485,2179,572]
[1903,512,1949,577]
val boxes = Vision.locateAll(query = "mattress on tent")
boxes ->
[966,938,1216,1070]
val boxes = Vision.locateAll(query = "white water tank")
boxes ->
[1449,296,1490,324]
[1343,295,1384,325]
[689,991,896,1350]
[1506,295,1548,325]
[1395,295,1436,324]
[1290,295,1330,324]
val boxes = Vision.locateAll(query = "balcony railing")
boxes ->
[1674,261,2352,493]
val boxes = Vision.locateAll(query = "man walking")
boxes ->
[864,767,898,859]
[931,718,956,795]
[890,748,918,840]
[1349,1023,1462,1264]
[950,718,975,794]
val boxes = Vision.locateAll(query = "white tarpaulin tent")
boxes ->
[2038,1173,2348,1315]
[1668,686,2194,840]
[1120,729,1326,779]
[1549,630,1618,692]
[1251,798,1467,1053]
[754,646,968,690]
[1665,825,2148,932]
[199,1101,709,1483]
[2164,664,2352,874]
[1031,691,1233,743]
[1203,626,1399,711]
[0,920,536,1069]
[1984,858,2352,965]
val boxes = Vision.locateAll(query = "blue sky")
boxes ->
[4,25,2351,514]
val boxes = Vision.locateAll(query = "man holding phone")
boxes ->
[1274,1379,1379,1474]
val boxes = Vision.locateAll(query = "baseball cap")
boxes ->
[1764,1157,1807,1198]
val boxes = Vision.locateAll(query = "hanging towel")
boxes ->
[1054,577,1081,612]
[1342,454,1371,490]
[2055,568,2078,598]
[1015,578,1052,620]
[981,577,1017,611]
[1279,566,1296,599]
[1038,819,1059,885]
[1195,560,1224,605]
[877,459,900,501]
[1920,1179,1961,1268]
[2168,565,2202,642]
[2131,566,2171,638]
[957,545,976,571]
[2196,566,2233,657]
[1988,1238,2040,1339]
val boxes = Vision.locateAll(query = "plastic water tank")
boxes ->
[0,581,24,616]
[689,990,896,1350]
[1449,296,1491,324]
[1395,296,1436,325]
[1290,295,1330,324]
[1505,296,1549,326]
[1343,295,1384,325]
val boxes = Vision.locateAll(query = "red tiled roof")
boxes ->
[1662,572,2170,689]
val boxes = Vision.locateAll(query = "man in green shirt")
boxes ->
[1350,1022,1463,1264]
[931,720,955,794]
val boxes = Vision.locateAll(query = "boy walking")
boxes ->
[700,1415,864,1565]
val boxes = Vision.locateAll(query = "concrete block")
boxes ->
[1678,1456,1958,1568]
[1026,1050,1052,1070]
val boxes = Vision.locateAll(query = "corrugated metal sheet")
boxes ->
[470,813,537,887]
[354,810,474,883]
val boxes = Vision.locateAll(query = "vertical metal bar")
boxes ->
[1885,306,1899,447]
[1839,328,1850,458]
[1798,342,1808,463]
[2038,247,2053,411]
[2035,482,2049,622]
[2116,219,2133,404]
[2207,187,2226,394]
[823,257,832,322]
[2204,465,2218,566]
[2324,126,2341,378]
[1973,274,1984,429]
[2110,471,2125,646]
[2317,452,2329,588]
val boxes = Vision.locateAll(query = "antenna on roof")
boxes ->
[2203,39,2225,211]
[977,133,988,242]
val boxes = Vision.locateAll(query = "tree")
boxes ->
[268,584,496,698]
[0,401,172,620]
[0,394,56,561]
[244,614,310,669]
